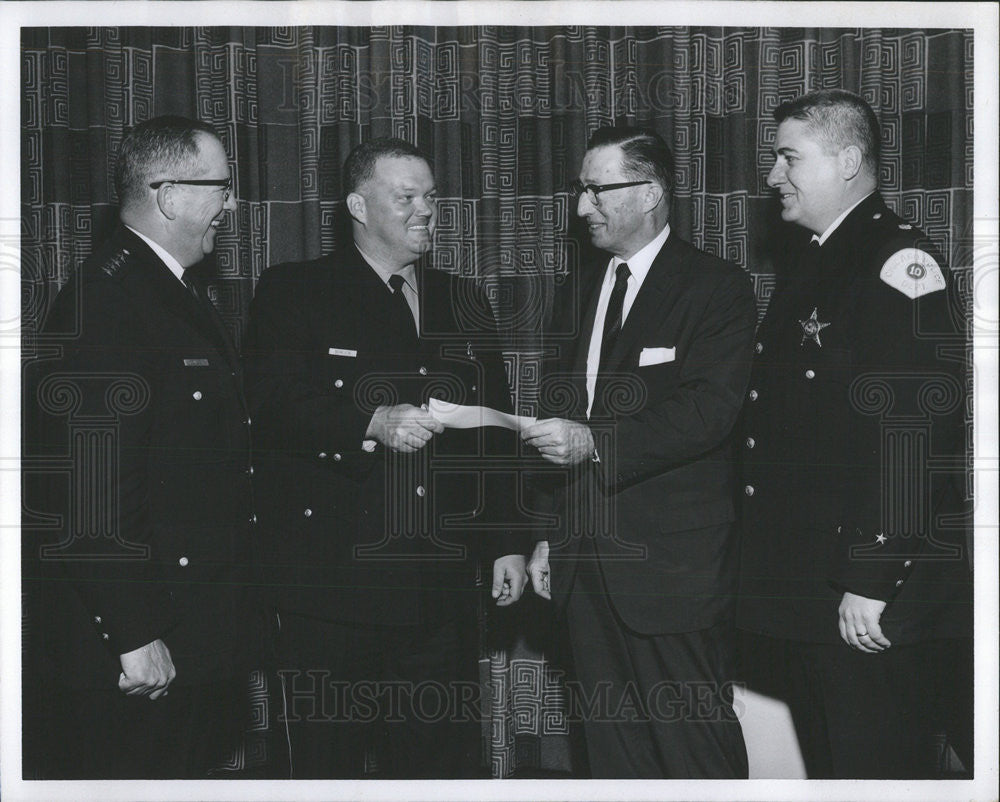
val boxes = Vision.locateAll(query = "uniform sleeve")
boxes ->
[830,243,969,601]
[462,281,534,560]
[39,277,176,656]
[244,267,376,473]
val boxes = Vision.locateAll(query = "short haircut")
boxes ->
[343,138,430,194]
[586,125,674,197]
[115,116,221,209]
[774,89,881,174]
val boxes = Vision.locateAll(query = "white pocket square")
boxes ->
[639,346,676,366]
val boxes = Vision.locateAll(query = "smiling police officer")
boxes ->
[737,90,972,778]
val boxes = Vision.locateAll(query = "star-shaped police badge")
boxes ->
[799,307,830,347]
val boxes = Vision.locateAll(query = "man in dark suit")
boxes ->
[737,89,973,778]
[244,138,528,778]
[23,116,262,778]
[520,126,755,778]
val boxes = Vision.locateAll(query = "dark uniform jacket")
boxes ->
[244,246,526,627]
[736,192,972,645]
[531,232,757,634]
[23,226,262,689]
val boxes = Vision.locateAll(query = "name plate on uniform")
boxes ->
[328,347,358,358]
[183,358,210,366]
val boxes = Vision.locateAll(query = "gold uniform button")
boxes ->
[334,379,344,389]
[805,369,815,379]
[192,391,203,400]
[178,557,189,567]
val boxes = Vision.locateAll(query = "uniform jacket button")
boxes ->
[178,557,189,567]
[93,616,102,624]
[746,437,755,448]
[333,453,342,461]
[102,633,110,641]
[304,508,313,517]
[334,379,344,389]
[251,514,258,524]
[744,485,755,497]
[192,390,203,400]
[318,452,327,459]
[754,342,763,354]
[895,579,904,587]
[749,389,758,401]
[416,485,426,497]
[418,366,428,376]
[805,369,815,379]
[903,560,913,568]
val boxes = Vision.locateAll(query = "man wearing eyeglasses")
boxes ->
[520,126,755,777]
[24,116,262,778]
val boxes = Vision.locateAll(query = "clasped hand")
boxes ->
[118,638,175,700]
[367,403,444,453]
[521,418,594,465]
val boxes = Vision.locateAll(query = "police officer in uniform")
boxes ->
[244,138,528,778]
[23,116,263,778]
[737,90,972,778]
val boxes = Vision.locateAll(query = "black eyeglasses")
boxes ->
[149,177,232,202]
[570,179,652,206]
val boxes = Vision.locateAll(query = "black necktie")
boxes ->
[600,262,631,366]
[388,273,418,341]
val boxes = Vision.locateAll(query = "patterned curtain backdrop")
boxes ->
[21,26,972,778]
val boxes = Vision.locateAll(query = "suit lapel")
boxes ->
[600,234,684,375]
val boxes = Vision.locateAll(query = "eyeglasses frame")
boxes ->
[570,179,653,206]
[149,177,233,202]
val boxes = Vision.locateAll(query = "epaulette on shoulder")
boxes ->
[95,245,134,280]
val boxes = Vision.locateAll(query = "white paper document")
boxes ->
[428,398,536,432]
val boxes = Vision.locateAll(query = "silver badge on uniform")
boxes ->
[798,308,830,347]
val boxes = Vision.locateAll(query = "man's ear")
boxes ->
[154,184,178,221]
[643,182,666,215]
[839,145,863,181]
[346,192,366,224]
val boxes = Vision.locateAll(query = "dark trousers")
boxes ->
[565,562,748,779]
[777,637,973,779]
[271,610,485,779]
[41,678,248,779]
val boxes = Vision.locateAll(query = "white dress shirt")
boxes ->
[585,222,671,418]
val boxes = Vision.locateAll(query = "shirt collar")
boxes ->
[812,192,875,246]
[357,245,417,293]
[608,222,671,286]
[125,225,186,283]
